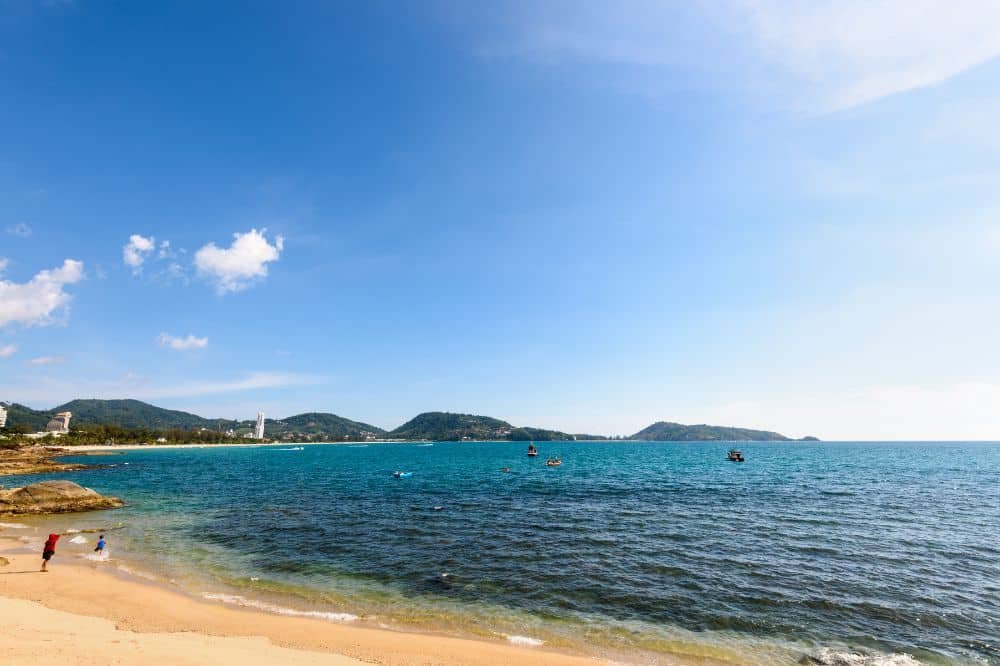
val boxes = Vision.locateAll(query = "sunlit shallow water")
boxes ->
[4,441,999,664]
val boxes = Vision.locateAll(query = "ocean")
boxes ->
[4,441,998,664]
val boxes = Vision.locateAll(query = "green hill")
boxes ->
[1,403,52,431]
[0,399,384,441]
[54,399,226,430]
[630,421,790,441]
[267,413,385,440]
[388,412,573,441]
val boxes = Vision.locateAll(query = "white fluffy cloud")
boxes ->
[157,332,209,351]
[123,234,156,270]
[0,344,16,358]
[0,259,85,327]
[195,228,284,293]
[27,355,65,366]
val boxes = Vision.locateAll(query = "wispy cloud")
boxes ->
[478,1,1000,112]
[5,222,31,237]
[195,228,284,293]
[0,343,16,359]
[741,0,1000,111]
[135,372,321,399]
[27,355,65,365]
[0,372,323,409]
[157,332,209,351]
[0,259,85,327]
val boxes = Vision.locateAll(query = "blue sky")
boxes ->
[3,1,1000,439]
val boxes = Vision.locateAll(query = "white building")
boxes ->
[0,404,7,429]
[254,412,265,440]
[46,411,72,434]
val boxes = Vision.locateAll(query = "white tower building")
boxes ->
[254,412,265,440]
[0,404,7,429]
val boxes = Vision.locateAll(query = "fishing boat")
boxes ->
[545,457,562,467]
[727,449,745,462]
[527,443,538,457]
[393,471,413,478]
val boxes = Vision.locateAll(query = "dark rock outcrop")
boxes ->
[0,480,124,515]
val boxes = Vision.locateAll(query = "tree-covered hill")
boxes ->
[54,399,226,430]
[388,412,573,441]
[630,421,790,441]
[267,412,385,440]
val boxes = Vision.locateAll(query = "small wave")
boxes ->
[346,445,368,448]
[0,522,29,529]
[504,634,545,647]
[65,528,82,533]
[808,648,922,665]
[202,592,359,622]
[415,443,434,447]
[69,535,88,544]
[83,551,110,562]
[276,447,304,451]
[116,563,160,580]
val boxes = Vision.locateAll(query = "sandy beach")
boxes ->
[0,535,628,666]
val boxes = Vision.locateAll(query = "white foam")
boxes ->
[202,593,359,623]
[115,562,161,580]
[504,634,545,647]
[276,447,304,451]
[69,535,88,544]
[65,528,82,533]
[810,648,922,666]
[0,522,29,529]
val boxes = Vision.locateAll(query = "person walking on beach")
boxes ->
[41,533,60,572]
[94,534,106,560]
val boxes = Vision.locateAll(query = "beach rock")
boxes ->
[0,556,8,567]
[0,480,124,515]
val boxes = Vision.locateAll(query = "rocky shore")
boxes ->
[0,480,124,515]
[0,445,89,477]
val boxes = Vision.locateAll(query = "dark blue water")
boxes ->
[7,441,999,664]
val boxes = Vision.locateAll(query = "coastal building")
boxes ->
[0,403,7,429]
[45,411,72,434]
[254,412,265,440]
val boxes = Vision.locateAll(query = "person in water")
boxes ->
[94,534,106,559]
[41,533,60,572]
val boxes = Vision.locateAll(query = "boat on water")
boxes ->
[393,471,413,479]
[727,449,745,462]
[545,457,562,467]
[527,443,538,457]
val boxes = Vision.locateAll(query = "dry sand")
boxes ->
[0,536,613,666]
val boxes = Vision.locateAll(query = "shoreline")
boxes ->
[0,534,635,666]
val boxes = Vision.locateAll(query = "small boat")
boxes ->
[527,443,538,457]
[545,457,562,467]
[393,471,413,479]
[727,449,745,463]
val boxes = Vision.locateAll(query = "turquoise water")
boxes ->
[5,441,999,664]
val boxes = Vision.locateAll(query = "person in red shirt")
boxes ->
[41,533,60,572]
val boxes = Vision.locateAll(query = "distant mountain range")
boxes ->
[0,399,816,441]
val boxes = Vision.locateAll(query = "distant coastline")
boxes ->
[0,399,819,443]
